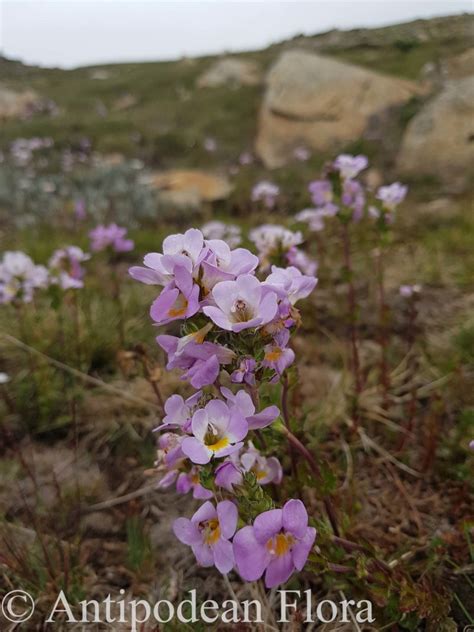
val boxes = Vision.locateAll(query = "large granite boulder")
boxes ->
[397,76,474,189]
[255,50,420,168]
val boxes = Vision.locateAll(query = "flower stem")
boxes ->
[281,426,340,536]
[112,263,125,349]
[375,244,390,408]
[341,223,362,428]
[281,374,298,480]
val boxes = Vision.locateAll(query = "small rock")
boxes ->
[197,57,261,88]
[148,169,233,202]
[0,85,39,119]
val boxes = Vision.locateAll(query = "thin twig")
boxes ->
[84,483,158,512]
[358,428,421,477]
[1,332,160,411]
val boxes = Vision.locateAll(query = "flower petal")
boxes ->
[292,527,317,571]
[282,499,308,538]
[253,509,282,544]
[264,553,294,588]
[192,542,214,567]
[233,526,269,582]
[191,409,208,441]
[173,518,201,545]
[213,538,235,574]
[217,500,238,539]
[182,437,211,464]
[247,405,280,430]
[203,305,233,331]
[192,500,216,524]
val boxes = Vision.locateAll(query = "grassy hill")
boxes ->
[0,13,472,168]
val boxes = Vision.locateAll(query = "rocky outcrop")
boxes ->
[255,50,420,168]
[197,57,261,88]
[397,76,474,190]
[148,169,233,203]
[443,48,474,80]
[0,85,38,119]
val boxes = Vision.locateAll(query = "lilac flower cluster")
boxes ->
[249,225,317,275]
[201,221,241,248]
[0,251,48,304]
[0,244,91,305]
[9,137,54,167]
[251,181,280,209]
[130,228,318,586]
[49,246,90,290]
[295,154,407,232]
[399,284,422,298]
[89,223,134,253]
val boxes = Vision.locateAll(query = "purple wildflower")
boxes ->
[155,392,202,432]
[342,179,366,222]
[231,357,257,386]
[285,247,318,276]
[181,399,248,465]
[295,208,326,232]
[215,461,244,491]
[220,387,280,430]
[399,284,422,298]
[240,442,283,485]
[0,251,48,304]
[49,246,89,290]
[203,274,278,332]
[251,181,280,209]
[263,329,295,375]
[176,468,213,500]
[333,154,368,180]
[264,265,317,306]
[233,499,316,587]
[157,333,235,389]
[376,182,407,212]
[150,266,200,326]
[308,180,334,207]
[173,500,237,573]
[89,223,134,253]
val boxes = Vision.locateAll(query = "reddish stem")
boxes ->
[341,224,362,427]
[282,426,340,536]
[281,374,299,479]
[376,247,390,407]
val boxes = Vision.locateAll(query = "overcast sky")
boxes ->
[0,0,471,69]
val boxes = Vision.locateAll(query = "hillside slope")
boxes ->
[0,13,472,169]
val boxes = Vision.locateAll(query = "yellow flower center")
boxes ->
[204,519,221,545]
[205,437,229,452]
[265,347,282,362]
[253,466,267,480]
[266,533,294,557]
[168,294,188,318]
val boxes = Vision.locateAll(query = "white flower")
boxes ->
[0,372,10,384]
[249,225,302,258]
